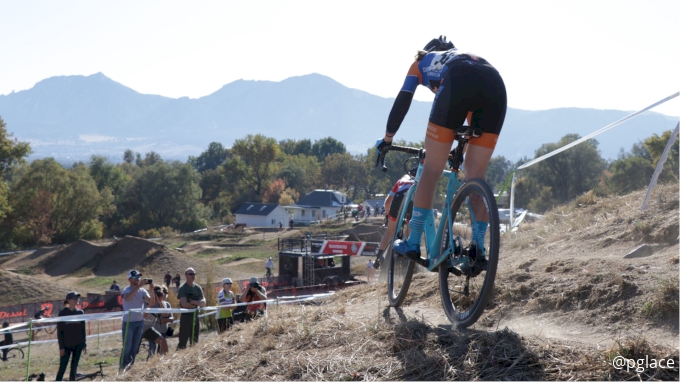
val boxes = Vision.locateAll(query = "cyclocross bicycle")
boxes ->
[377,126,500,328]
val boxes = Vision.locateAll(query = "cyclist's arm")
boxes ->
[386,61,420,137]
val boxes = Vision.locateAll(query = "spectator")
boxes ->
[177,267,206,350]
[216,278,235,333]
[173,273,181,289]
[143,286,170,360]
[265,257,274,277]
[367,260,375,283]
[239,277,267,320]
[164,272,172,289]
[278,222,283,230]
[288,218,294,229]
[1,322,12,362]
[109,280,120,291]
[56,292,86,381]
[120,270,156,370]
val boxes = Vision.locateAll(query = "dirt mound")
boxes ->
[343,222,385,242]
[178,241,215,255]
[0,269,73,307]
[0,245,65,271]
[44,240,107,276]
[93,236,166,277]
[135,249,224,283]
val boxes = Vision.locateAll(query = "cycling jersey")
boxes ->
[386,49,502,141]
[388,175,415,197]
[388,175,415,222]
[400,49,491,95]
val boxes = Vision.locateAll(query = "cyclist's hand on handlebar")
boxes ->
[375,138,392,169]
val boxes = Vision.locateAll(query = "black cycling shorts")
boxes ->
[428,62,507,139]
[388,191,413,222]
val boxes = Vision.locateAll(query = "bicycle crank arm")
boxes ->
[427,249,453,272]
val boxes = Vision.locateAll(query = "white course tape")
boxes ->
[517,92,679,170]
[0,292,334,336]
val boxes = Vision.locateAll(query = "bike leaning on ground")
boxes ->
[376,126,500,328]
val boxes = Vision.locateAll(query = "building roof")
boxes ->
[234,203,282,216]
[363,199,385,208]
[294,190,353,208]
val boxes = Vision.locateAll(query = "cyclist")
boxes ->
[374,165,416,269]
[376,36,507,259]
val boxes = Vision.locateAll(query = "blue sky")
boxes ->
[1,0,678,116]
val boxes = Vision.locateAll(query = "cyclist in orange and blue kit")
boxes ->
[375,36,507,259]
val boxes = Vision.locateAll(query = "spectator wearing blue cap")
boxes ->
[120,269,156,370]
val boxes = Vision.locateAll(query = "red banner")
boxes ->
[319,241,366,256]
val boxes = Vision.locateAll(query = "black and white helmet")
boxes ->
[423,35,454,52]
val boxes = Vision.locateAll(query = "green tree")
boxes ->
[607,156,655,194]
[486,156,514,192]
[524,134,606,207]
[231,134,280,196]
[8,159,104,244]
[276,153,321,196]
[189,142,229,173]
[129,161,210,232]
[312,137,346,162]
[0,116,32,179]
[89,155,130,195]
[643,130,679,181]
[279,139,313,157]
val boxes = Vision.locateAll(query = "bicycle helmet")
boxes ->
[423,35,454,52]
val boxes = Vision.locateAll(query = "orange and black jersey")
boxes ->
[386,49,493,136]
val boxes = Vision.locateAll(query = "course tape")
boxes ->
[0,292,333,337]
[517,92,679,170]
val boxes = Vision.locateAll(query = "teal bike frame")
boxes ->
[392,145,483,271]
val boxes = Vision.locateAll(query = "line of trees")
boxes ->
[0,115,676,249]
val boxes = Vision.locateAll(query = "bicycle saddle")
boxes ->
[455,126,482,138]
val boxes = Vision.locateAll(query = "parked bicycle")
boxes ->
[3,341,25,360]
[377,126,500,328]
[75,362,108,380]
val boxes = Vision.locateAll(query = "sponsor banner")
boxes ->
[319,240,366,256]
[0,293,123,324]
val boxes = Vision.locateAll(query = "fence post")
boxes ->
[25,319,33,381]
[119,311,132,371]
[191,309,197,346]
[97,320,101,349]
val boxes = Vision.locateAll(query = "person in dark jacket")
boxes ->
[1,322,12,361]
[56,292,87,381]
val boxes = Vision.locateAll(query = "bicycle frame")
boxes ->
[394,151,480,271]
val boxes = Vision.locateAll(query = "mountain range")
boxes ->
[1,72,677,163]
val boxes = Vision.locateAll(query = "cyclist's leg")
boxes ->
[463,65,507,244]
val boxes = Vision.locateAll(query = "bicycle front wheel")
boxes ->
[439,178,499,328]
[387,205,415,307]
[7,347,24,360]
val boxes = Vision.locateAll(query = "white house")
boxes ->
[234,203,291,227]
[362,199,385,213]
[283,189,353,225]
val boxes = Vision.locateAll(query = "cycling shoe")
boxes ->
[393,239,420,261]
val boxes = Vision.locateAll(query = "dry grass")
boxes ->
[114,283,678,381]
[503,182,679,251]
[641,276,679,319]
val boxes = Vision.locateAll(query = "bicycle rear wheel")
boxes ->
[387,203,415,307]
[439,178,499,328]
[7,347,24,360]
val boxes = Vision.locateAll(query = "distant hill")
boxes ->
[0,73,676,163]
